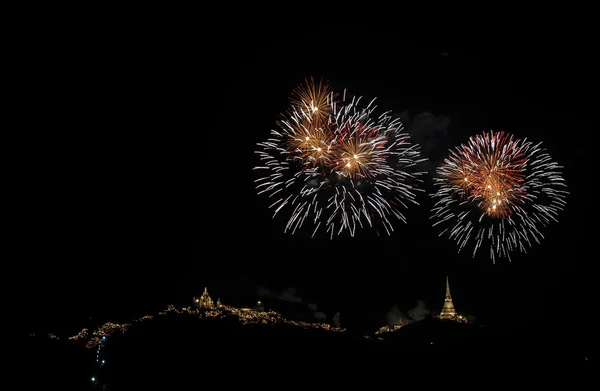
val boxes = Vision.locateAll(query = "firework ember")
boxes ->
[431,130,568,261]
[289,77,335,124]
[254,78,425,237]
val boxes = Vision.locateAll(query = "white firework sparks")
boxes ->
[430,130,568,262]
[254,80,426,237]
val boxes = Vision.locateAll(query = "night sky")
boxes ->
[18,26,594,342]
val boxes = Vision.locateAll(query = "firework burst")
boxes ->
[254,79,425,237]
[332,120,388,179]
[431,130,568,261]
[282,117,334,170]
[290,77,335,124]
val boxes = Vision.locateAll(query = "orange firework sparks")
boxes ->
[444,151,477,197]
[332,122,387,178]
[290,77,335,123]
[285,120,334,169]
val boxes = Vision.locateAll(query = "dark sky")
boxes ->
[231,27,594,333]
[17,26,594,339]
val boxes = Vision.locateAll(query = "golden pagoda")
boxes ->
[199,287,214,309]
[439,276,457,320]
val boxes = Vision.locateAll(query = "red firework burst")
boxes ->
[441,130,528,217]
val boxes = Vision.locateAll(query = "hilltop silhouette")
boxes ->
[21,307,592,390]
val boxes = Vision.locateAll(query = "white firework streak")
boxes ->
[254,89,426,237]
[430,132,568,262]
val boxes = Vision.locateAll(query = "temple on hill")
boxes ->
[439,276,458,320]
[196,287,214,309]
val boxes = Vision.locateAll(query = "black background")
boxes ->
[15,24,594,346]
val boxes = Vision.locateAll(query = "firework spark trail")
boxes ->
[431,130,568,261]
[254,78,425,237]
[290,77,335,124]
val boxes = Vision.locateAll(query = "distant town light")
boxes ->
[91,377,96,382]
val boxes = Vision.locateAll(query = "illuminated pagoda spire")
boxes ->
[439,276,457,320]
[199,287,214,309]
